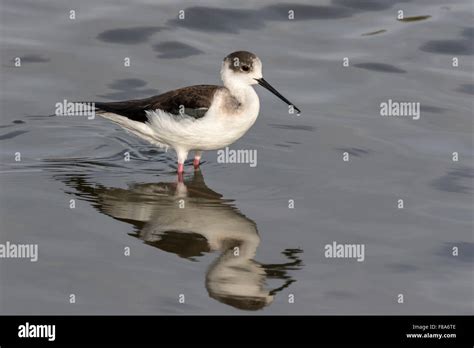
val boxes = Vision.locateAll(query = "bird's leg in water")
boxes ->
[176,149,187,179]
[193,151,202,169]
[177,162,184,183]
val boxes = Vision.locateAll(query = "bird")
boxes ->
[88,51,301,178]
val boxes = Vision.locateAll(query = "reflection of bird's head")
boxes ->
[205,241,273,311]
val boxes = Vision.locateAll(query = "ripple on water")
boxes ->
[0,130,29,140]
[353,63,406,73]
[153,41,204,59]
[431,167,474,194]
[96,26,164,44]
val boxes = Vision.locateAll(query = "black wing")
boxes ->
[94,85,221,123]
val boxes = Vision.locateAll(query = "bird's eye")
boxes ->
[241,65,250,72]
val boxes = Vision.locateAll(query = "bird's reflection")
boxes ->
[57,170,303,311]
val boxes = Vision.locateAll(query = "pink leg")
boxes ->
[177,162,184,183]
[193,151,202,169]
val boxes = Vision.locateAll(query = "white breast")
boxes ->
[146,86,260,151]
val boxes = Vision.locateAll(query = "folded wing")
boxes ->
[94,85,221,123]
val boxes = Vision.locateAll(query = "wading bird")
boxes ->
[89,51,301,178]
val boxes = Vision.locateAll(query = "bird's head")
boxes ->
[221,51,301,114]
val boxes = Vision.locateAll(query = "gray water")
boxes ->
[0,0,472,314]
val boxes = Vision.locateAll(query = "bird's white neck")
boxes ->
[221,63,259,105]
[226,81,256,106]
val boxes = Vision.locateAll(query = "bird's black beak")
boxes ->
[256,78,301,114]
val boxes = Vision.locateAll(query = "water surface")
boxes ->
[0,0,472,314]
